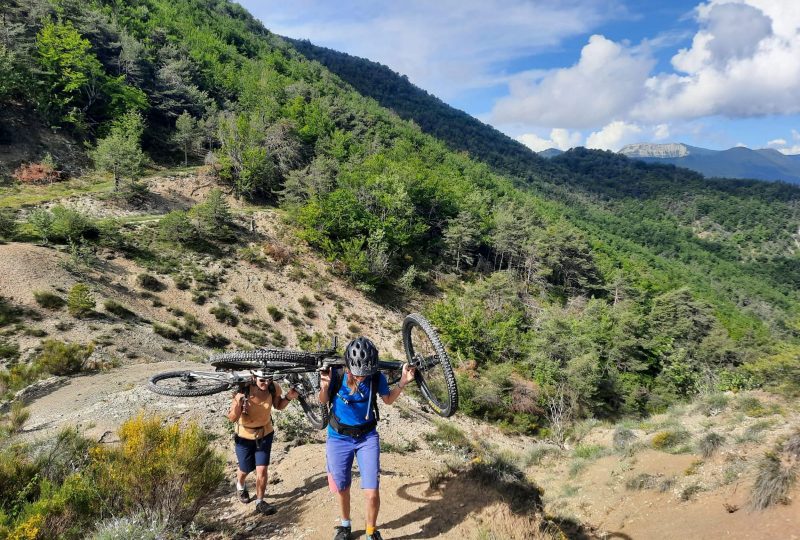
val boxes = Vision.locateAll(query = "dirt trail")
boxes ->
[20,360,532,540]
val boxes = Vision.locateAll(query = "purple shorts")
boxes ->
[326,429,380,492]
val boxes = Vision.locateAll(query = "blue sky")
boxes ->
[238,0,800,153]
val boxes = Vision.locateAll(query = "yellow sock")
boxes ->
[366,526,376,536]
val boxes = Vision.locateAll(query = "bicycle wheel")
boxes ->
[402,313,458,417]
[210,349,320,368]
[292,372,330,430]
[149,371,230,397]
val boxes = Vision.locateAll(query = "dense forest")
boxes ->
[1,0,798,434]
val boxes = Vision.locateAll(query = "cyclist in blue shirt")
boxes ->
[319,337,415,540]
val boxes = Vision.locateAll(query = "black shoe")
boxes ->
[366,531,383,540]
[255,500,276,515]
[237,486,250,503]
[333,525,351,540]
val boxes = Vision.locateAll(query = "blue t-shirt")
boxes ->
[328,371,390,439]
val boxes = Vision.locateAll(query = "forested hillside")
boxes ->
[1,0,798,435]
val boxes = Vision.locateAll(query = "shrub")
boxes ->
[8,401,29,433]
[36,340,95,375]
[153,322,182,341]
[232,296,252,313]
[28,208,55,243]
[694,393,729,416]
[625,473,659,490]
[264,243,292,265]
[749,451,797,510]
[698,432,725,458]
[680,483,703,501]
[613,427,637,451]
[34,290,66,310]
[89,512,170,540]
[158,210,196,244]
[423,421,473,454]
[136,273,165,292]
[267,305,284,322]
[173,274,191,290]
[103,300,135,319]
[521,443,562,466]
[785,429,800,459]
[0,209,16,240]
[572,444,606,460]
[51,206,97,243]
[96,415,225,526]
[651,429,691,452]
[298,295,315,309]
[0,338,20,361]
[12,161,61,184]
[67,284,95,317]
[210,303,238,326]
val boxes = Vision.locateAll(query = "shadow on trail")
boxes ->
[381,463,602,540]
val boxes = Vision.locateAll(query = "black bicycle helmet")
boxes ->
[345,337,379,376]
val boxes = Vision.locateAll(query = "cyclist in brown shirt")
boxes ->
[228,369,299,515]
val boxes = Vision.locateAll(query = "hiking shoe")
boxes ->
[333,525,351,540]
[255,500,276,515]
[366,531,383,540]
[237,486,249,503]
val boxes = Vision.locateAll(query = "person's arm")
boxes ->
[274,384,300,410]
[382,364,415,405]
[319,369,331,404]
[228,392,246,422]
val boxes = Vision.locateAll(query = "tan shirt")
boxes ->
[236,384,281,440]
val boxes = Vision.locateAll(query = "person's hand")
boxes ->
[286,388,300,400]
[319,369,331,389]
[400,363,416,387]
[234,392,246,405]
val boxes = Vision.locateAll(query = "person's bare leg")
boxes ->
[255,465,268,499]
[337,487,351,521]
[364,489,380,529]
[237,469,248,488]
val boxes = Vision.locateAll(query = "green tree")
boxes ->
[67,283,95,317]
[35,21,103,127]
[443,211,480,272]
[0,209,16,241]
[91,111,147,191]
[172,111,198,165]
[28,208,55,244]
[191,189,232,240]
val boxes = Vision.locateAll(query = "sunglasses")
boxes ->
[256,377,269,383]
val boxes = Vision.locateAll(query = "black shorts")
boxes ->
[234,431,274,473]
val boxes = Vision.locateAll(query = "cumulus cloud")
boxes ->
[635,0,800,122]
[492,1,800,145]
[492,35,655,129]
[585,121,643,150]
[767,129,800,155]
[517,129,582,152]
[245,0,626,99]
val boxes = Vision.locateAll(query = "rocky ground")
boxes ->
[2,170,798,539]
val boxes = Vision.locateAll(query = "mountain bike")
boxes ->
[148,313,458,429]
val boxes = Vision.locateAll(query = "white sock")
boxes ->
[236,480,244,490]
[341,519,351,528]
[256,497,263,504]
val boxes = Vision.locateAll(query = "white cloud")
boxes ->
[636,0,800,122]
[492,35,655,129]
[245,0,627,99]
[585,121,643,151]
[517,129,582,152]
[492,1,800,143]
[766,129,800,154]
[654,123,671,140]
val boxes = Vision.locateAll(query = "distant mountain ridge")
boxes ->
[619,143,800,184]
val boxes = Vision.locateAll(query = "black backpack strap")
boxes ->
[328,368,342,404]
[371,373,380,422]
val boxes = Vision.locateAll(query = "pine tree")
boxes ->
[172,110,198,166]
[91,111,146,191]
